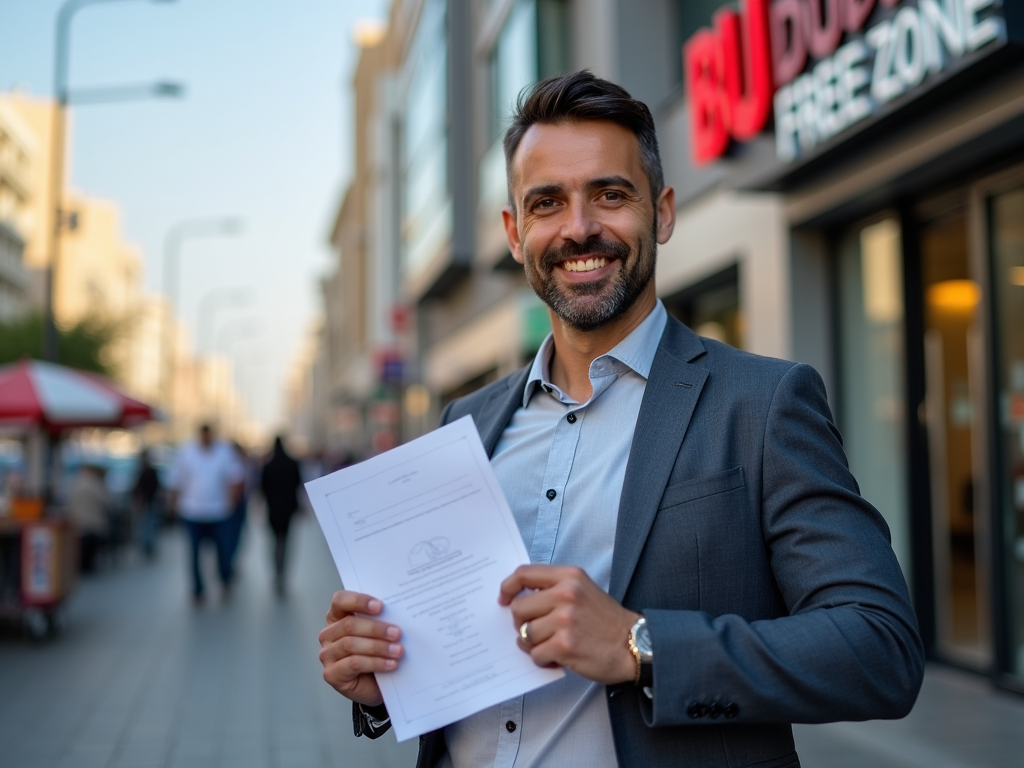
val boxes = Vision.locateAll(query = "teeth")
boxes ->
[563,257,607,273]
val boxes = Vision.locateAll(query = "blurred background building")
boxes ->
[0,89,260,446]
[288,0,1024,695]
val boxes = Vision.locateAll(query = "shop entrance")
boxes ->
[836,198,994,670]
[916,194,992,667]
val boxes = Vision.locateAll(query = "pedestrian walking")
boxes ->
[168,424,244,604]
[260,435,302,596]
[66,462,110,573]
[132,448,161,559]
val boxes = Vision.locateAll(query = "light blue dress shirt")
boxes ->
[438,301,668,768]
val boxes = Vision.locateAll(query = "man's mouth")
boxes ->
[560,256,610,273]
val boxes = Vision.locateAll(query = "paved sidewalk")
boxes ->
[1,508,1021,768]
[0,509,417,768]
[793,665,1024,768]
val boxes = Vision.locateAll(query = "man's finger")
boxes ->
[515,613,555,649]
[323,653,398,685]
[498,564,569,604]
[319,636,404,666]
[318,614,401,646]
[326,590,384,623]
[508,588,559,630]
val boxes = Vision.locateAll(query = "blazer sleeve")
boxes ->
[641,363,924,727]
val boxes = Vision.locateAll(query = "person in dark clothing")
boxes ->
[227,441,252,570]
[133,449,161,559]
[260,436,303,595]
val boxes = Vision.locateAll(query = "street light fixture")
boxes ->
[43,0,182,363]
[67,81,186,106]
[161,217,245,435]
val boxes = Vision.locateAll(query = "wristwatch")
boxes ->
[628,615,653,687]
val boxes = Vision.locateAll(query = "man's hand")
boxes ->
[499,565,640,684]
[318,590,404,707]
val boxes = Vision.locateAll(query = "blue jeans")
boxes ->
[226,498,247,563]
[183,519,233,597]
[137,500,161,557]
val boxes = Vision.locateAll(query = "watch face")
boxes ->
[636,623,653,660]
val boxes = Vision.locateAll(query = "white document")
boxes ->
[305,415,564,741]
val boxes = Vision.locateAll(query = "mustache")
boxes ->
[540,239,630,270]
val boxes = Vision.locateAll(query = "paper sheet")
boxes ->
[305,415,563,741]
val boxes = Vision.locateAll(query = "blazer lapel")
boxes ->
[476,366,530,457]
[609,319,708,602]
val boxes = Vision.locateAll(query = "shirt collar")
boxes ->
[523,300,667,407]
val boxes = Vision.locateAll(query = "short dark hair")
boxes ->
[503,70,664,210]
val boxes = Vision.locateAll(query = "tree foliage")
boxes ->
[0,311,119,377]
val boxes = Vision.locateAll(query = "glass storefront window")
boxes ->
[991,185,1024,677]
[919,198,989,665]
[402,0,451,278]
[664,264,743,349]
[838,218,911,578]
[490,0,538,144]
[480,0,569,217]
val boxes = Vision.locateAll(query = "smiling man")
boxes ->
[318,71,924,768]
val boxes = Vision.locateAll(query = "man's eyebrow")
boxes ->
[522,183,563,203]
[588,176,641,195]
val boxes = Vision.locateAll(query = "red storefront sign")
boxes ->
[685,0,1009,165]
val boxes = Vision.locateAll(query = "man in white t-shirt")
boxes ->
[169,423,244,603]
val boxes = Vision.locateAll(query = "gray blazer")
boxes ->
[364,316,924,768]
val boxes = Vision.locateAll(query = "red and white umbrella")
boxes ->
[0,359,160,432]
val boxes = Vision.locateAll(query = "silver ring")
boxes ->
[519,621,531,644]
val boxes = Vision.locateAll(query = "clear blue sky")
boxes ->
[0,0,389,434]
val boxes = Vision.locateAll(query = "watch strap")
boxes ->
[352,702,391,739]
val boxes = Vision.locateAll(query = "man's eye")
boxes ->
[602,191,623,202]
[535,198,556,209]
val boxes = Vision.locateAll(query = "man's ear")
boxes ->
[502,205,525,264]
[655,186,676,245]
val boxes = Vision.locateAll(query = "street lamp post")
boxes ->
[197,288,252,355]
[215,321,262,436]
[161,218,244,437]
[44,0,182,362]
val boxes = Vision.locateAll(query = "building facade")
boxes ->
[0,98,36,320]
[318,0,1024,690]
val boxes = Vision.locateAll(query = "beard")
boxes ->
[523,221,657,332]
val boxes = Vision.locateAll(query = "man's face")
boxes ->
[502,120,675,332]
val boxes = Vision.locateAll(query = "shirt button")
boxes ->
[566,412,577,423]
[546,488,557,500]
[505,720,517,733]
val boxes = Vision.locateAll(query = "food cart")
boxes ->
[0,513,77,639]
[0,359,158,639]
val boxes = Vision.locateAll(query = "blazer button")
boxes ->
[724,703,739,719]
[687,703,702,719]
[546,488,557,500]
[708,703,722,719]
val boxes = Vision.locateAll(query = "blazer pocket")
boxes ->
[658,466,745,511]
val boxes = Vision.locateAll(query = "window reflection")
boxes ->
[402,0,451,277]
[838,217,910,579]
[480,0,569,217]
[991,186,1024,678]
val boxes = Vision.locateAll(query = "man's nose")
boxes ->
[559,200,602,243]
